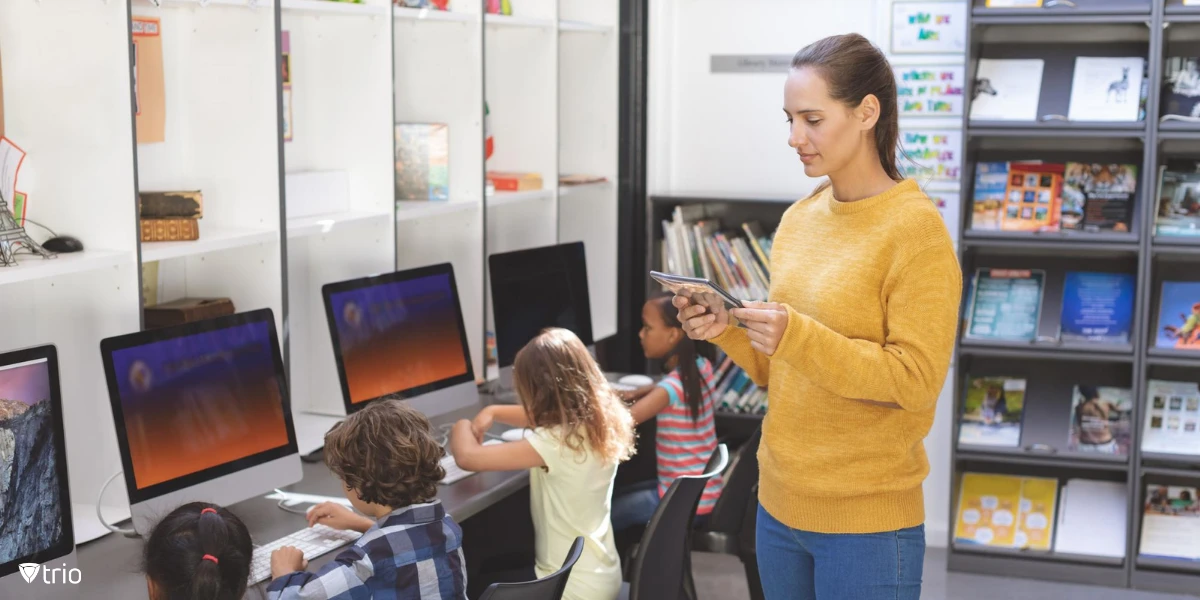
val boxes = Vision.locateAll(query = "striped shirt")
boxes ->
[266,500,467,600]
[656,357,724,515]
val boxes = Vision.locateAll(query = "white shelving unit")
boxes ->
[0,0,142,543]
[0,0,621,541]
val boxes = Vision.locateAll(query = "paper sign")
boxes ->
[133,17,166,144]
[891,1,967,54]
[895,65,965,116]
[900,129,962,183]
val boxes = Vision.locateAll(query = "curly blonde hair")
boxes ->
[513,328,636,464]
[323,398,445,507]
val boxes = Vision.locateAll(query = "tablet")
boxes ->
[650,271,745,310]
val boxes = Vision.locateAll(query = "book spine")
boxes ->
[140,218,200,242]
[742,222,771,275]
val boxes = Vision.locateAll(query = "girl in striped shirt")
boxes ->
[612,295,724,532]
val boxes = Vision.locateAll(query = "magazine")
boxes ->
[1140,485,1200,561]
[958,376,1025,448]
[1142,380,1200,456]
[1067,385,1133,456]
[1155,281,1200,351]
[1060,163,1137,232]
[1155,161,1200,238]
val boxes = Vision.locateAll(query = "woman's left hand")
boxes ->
[729,301,789,356]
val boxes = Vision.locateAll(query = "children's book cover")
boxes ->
[970,161,1008,231]
[1061,163,1137,232]
[1156,281,1200,351]
[958,376,1025,448]
[1156,161,1200,238]
[955,473,1022,547]
[1068,385,1133,456]
[1001,162,1063,232]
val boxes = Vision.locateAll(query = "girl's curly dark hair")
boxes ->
[323,398,446,507]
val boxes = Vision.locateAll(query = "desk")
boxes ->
[74,399,530,599]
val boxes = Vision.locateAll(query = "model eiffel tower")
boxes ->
[0,188,54,267]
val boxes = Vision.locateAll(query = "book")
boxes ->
[487,171,543,192]
[970,59,1044,122]
[138,190,203,219]
[1001,162,1063,232]
[10,191,25,228]
[1067,385,1133,456]
[1155,281,1200,350]
[658,208,773,304]
[965,268,1045,341]
[395,123,449,201]
[1142,380,1200,456]
[1068,57,1146,122]
[1017,477,1058,551]
[970,161,1008,230]
[955,473,1058,550]
[741,221,771,275]
[958,376,1025,448]
[1161,57,1200,121]
[1059,271,1135,344]
[1054,479,1127,558]
[1155,161,1200,238]
[1140,485,1200,561]
[559,174,607,186]
[1060,163,1137,232]
[140,218,199,242]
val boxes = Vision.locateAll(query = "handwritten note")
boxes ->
[891,1,967,54]
[895,65,965,116]
[899,129,962,183]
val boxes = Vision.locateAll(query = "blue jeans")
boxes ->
[611,480,660,531]
[756,504,924,600]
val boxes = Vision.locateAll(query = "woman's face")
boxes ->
[783,67,869,179]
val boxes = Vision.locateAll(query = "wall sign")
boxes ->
[891,1,967,54]
[710,54,792,74]
[899,129,962,183]
[895,64,965,116]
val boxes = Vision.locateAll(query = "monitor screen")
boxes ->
[323,263,475,412]
[0,346,73,579]
[490,241,593,368]
[101,310,296,504]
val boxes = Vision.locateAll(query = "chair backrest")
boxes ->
[479,537,585,600]
[626,444,729,600]
[702,427,761,537]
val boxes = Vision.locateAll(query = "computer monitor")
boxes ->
[100,309,301,535]
[489,241,594,370]
[322,262,478,417]
[0,345,77,597]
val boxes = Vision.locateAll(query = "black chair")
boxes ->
[620,444,729,600]
[478,536,585,600]
[688,426,763,600]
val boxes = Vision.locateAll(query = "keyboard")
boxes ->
[248,523,362,584]
[440,439,503,485]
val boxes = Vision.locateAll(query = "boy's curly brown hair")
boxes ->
[323,398,445,508]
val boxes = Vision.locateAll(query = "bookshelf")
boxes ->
[0,0,624,542]
[953,0,1200,593]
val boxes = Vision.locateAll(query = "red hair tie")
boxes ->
[201,554,219,564]
[200,508,218,515]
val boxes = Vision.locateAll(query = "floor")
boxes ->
[691,547,1197,600]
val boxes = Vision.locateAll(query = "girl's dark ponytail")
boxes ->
[144,502,253,600]
[655,295,714,421]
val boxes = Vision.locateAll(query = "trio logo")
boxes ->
[18,562,82,585]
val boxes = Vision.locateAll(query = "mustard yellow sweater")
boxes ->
[713,179,961,534]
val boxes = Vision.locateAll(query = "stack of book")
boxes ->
[139,190,202,242]
[658,205,773,302]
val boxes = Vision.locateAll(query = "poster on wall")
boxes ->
[132,16,165,144]
[891,1,967,54]
[895,64,965,117]
[926,189,961,245]
[900,129,962,184]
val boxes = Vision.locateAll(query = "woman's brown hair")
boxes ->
[513,328,636,464]
[791,33,902,182]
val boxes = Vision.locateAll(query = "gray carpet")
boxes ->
[692,547,1196,600]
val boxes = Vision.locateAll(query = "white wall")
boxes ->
[648,0,966,547]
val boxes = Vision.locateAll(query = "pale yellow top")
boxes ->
[714,178,962,534]
[526,427,622,600]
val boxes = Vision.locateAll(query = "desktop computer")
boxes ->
[99,309,302,536]
[322,262,479,418]
[0,344,79,598]
[488,241,594,393]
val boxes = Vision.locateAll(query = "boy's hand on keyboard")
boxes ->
[306,502,375,534]
[270,546,308,580]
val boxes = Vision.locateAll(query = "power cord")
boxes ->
[98,471,138,538]
[274,489,312,516]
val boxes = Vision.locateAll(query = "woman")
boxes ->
[675,33,961,600]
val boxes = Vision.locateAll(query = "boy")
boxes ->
[268,398,467,600]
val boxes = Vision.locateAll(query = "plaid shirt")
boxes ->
[266,500,467,600]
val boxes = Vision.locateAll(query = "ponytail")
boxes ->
[144,503,252,600]
[655,295,714,421]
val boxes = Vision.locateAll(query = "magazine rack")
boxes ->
[954,0,1200,593]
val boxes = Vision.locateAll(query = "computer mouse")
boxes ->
[500,428,532,442]
[618,374,654,387]
[42,236,83,253]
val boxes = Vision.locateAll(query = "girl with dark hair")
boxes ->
[610,294,723,532]
[143,502,253,600]
[674,33,961,599]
